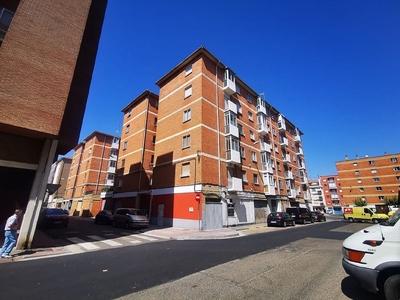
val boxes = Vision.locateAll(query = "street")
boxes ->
[0,217,379,300]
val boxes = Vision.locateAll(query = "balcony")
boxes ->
[294,134,301,143]
[331,193,339,200]
[260,141,271,152]
[257,105,267,115]
[284,171,294,180]
[278,115,286,131]
[224,99,237,114]
[283,153,291,164]
[107,166,116,173]
[228,177,243,191]
[287,188,296,199]
[110,153,118,161]
[263,183,276,196]
[258,123,269,135]
[296,147,303,156]
[301,176,308,184]
[261,163,273,173]
[303,190,311,200]
[226,149,241,165]
[328,183,337,189]
[298,161,306,169]
[106,179,114,186]
[223,68,236,95]
[225,124,239,138]
[112,139,119,150]
[280,137,288,147]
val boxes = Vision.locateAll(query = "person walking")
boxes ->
[1,209,23,258]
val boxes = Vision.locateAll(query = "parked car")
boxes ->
[112,208,149,229]
[37,208,69,228]
[267,212,296,227]
[311,211,326,222]
[95,210,114,225]
[286,207,314,224]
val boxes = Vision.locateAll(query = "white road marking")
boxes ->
[87,235,123,246]
[67,237,100,250]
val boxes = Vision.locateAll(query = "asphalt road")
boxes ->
[0,220,377,300]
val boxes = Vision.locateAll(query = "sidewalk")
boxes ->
[1,222,252,263]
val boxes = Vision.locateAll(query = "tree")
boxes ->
[384,196,399,206]
[353,198,367,207]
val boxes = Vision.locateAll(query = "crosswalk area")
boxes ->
[64,231,167,253]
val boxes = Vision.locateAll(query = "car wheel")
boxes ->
[384,274,400,300]
[292,220,296,226]
[267,224,271,227]
[113,220,117,227]
[348,218,354,223]
[302,219,306,224]
[372,219,379,224]
[310,218,314,223]
[125,221,130,229]
[282,221,287,228]
[323,217,326,222]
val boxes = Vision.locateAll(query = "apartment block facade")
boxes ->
[46,157,72,210]
[65,131,119,217]
[336,153,400,207]
[308,179,325,211]
[319,175,344,214]
[0,0,107,249]
[105,47,311,230]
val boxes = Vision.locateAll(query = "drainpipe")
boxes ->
[215,61,221,188]
[269,105,281,211]
[139,92,150,192]
[95,135,107,194]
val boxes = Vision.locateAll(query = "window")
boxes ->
[391,158,398,162]
[353,163,358,167]
[182,135,191,149]
[253,174,259,185]
[279,180,283,190]
[251,151,257,162]
[113,137,119,143]
[236,84,241,94]
[183,109,191,122]
[154,117,158,126]
[248,112,253,121]
[277,162,281,171]
[123,141,127,150]
[237,103,242,114]
[360,188,364,192]
[242,171,247,182]
[240,146,246,158]
[181,163,190,177]
[185,64,192,76]
[394,167,400,172]
[109,161,116,168]
[379,196,384,201]
[238,124,244,135]
[152,135,156,145]
[373,178,380,182]
[272,128,276,136]
[369,160,374,165]
[107,174,114,180]
[250,131,255,140]
[355,170,360,175]
[121,159,125,168]
[376,187,382,191]
[127,109,132,117]
[0,8,14,46]
[125,124,130,133]
[357,179,362,183]
[247,93,252,103]
[184,85,192,98]
[371,169,377,174]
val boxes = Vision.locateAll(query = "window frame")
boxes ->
[182,134,191,149]
[184,85,192,99]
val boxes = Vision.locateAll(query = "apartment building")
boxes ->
[65,131,119,217]
[103,91,159,211]
[319,175,344,214]
[46,157,72,210]
[107,47,310,230]
[309,179,325,211]
[0,0,107,249]
[336,153,400,207]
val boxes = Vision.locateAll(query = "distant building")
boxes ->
[0,0,108,249]
[336,153,400,207]
[308,179,325,211]
[105,47,311,229]
[46,157,72,210]
[65,132,119,217]
[319,175,344,214]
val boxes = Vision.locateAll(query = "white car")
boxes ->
[342,208,400,300]
[112,208,149,229]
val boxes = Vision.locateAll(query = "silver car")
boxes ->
[112,208,149,228]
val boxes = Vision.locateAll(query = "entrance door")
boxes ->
[157,204,164,227]
[204,201,222,230]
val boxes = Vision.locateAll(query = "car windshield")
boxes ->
[104,211,113,216]
[382,208,400,226]
[128,209,145,216]
[45,209,65,215]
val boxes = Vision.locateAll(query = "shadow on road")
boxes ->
[341,276,385,300]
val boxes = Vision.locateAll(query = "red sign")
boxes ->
[195,194,201,201]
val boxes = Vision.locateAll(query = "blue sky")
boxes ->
[78,0,400,179]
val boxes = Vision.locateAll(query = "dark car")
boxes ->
[267,212,296,227]
[312,211,326,222]
[95,210,114,225]
[286,207,314,224]
[37,208,69,228]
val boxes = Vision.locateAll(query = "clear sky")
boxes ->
[77,0,400,179]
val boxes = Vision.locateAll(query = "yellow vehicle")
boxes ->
[343,207,389,224]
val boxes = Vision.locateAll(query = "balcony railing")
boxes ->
[226,149,241,165]
[228,177,243,191]
[258,123,269,135]
[260,142,271,152]
[285,171,294,179]
[225,124,239,138]
[224,99,237,114]
[283,153,291,164]
[280,137,288,147]
[261,163,273,173]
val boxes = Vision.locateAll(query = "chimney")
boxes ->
[345,155,349,160]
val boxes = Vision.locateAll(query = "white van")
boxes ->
[342,209,400,299]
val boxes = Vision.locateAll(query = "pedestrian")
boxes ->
[1,209,23,258]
